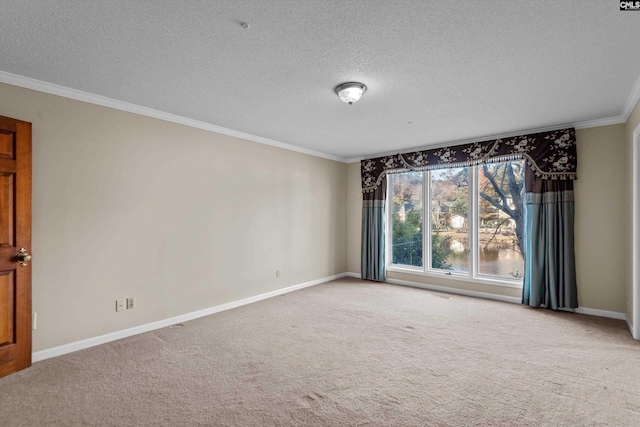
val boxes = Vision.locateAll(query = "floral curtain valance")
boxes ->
[361,128,576,193]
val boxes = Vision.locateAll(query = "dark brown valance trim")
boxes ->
[361,128,577,193]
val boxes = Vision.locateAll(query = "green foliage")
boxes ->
[450,191,468,218]
[391,208,422,267]
[391,204,454,270]
[390,172,424,267]
[431,233,453,270]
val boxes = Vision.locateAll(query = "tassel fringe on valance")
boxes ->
[361,128,577,193]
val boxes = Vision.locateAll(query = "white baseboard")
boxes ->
[573,307,627,321]
[625,316,635,337]
[32,273,346,363]
[33,272,631,362]
[353,273,629,321]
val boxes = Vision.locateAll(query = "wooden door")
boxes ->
[0,115,32,377]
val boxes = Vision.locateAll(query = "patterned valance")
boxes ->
[361,128,576,193]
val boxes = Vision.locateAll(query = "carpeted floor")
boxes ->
[1,277,639,426]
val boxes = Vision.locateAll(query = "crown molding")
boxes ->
[345,115,627,163]
[0,71,348,163]
[622,72,640,121]
[3,70,637,166]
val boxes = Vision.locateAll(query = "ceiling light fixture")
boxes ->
[335,82,367,105]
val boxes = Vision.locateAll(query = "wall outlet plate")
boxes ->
[116,300,125,312]
[126,297,135,310]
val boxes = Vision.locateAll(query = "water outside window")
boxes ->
[477,162,525,279]
[430,167,469,272]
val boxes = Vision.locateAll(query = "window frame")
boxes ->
[386,165,523,289]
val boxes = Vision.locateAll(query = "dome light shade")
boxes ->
[335,82,367,105]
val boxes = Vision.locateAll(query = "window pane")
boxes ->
[477,161,525,279]
[390,172,423,267]
[430,167,469,272]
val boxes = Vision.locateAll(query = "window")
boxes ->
[388,161,525,285]
[390,172,423,267]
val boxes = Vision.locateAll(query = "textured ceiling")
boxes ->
[1,0,640,161]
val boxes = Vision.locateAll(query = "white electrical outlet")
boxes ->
[116,299,125,312]
[126,297,135,310]
[276,269,281,277]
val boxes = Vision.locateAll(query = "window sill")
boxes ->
[386,265,523,289]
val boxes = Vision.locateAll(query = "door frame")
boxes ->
[632,122,640,339]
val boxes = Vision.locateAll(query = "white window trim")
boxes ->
[386,166,524,290]
[386,265,523,289]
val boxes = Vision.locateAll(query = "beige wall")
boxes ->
[346,125,630,311]
[575,125,627,312]
[625,99,640,322]
[1,79,636,353]
[346,162,362,274]
[0,82,347,352]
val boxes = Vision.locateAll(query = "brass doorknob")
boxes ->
[17,248,31,267]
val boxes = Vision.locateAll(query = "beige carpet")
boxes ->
[1,277,639,426]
